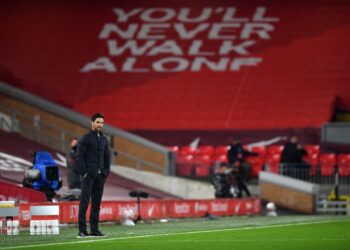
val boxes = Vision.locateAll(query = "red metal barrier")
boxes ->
[0,180,47,203]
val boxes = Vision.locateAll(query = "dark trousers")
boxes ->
[235,174,251,198]
[78,173,105,233]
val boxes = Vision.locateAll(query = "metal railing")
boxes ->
[0,105,76,152]
[0,116,12,131]
[0,105,170,172]
[117,150,164,171]
[263,163,350,196]
[317,199,349,215]
[0,81,175,175]
[174,161,350,195]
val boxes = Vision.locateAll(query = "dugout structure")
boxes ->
[259,172,320,214]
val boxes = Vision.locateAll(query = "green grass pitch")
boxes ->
[1,215,350,250]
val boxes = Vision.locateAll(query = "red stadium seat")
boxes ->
[304,153,319,176]
[249,146,267,157]
[176,155,194,177]
[212,154,228,164]
[178,146,198,156]
[319,153,336,176]
[193,154,213,177]
[214,146,228,156]
[304,144,320,155]
[265,153,281,174]
[246,156,265,178]
[266,145,284,156]
[197,145,214,156]
[337,154,350,176]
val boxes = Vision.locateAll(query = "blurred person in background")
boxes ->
[227,139,257,181]
[281,136,309,180]
[226,139,256,198]
[66,138,81,190]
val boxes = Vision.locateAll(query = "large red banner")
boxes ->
[1,1,349,130]
[80,6,278,74]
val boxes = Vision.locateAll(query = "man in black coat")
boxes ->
[281,136,309,179]
[226,140,256,197]
[77,113,111,238]
[227,140,256,181]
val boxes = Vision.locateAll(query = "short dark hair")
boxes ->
[91,113,104,122]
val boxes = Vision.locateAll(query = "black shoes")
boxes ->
[77,230,106,238]
[77,231,90,238]
[90,231,106,237]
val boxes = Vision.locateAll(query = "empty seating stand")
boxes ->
[173,144,350,183]
[1,1,350,135]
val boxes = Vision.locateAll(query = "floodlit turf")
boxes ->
[1,215,350,250]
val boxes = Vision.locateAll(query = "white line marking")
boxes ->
[1,219,349,249]
[112,238,350,243]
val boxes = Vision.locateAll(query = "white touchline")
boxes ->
[103,238,350,243]
[1,219,349,250]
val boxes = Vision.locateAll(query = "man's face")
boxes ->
[91,117,104,132]
[71,139,78,147]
